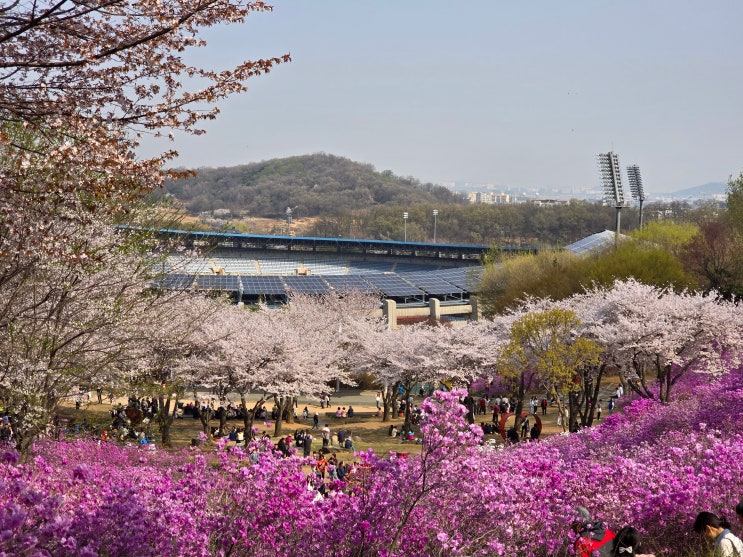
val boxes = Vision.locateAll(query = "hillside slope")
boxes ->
[164,153,464,217]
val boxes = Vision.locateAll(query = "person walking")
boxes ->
[302,432,312,458]
[321,424,330,448]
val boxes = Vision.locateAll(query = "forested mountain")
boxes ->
[164,153,465,217]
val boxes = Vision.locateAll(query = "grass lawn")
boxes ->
[53,391,578,461]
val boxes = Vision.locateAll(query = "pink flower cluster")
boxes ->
[3,375,743,556]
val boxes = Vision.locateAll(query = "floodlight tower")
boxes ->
[626,165,646,230]
[597,151,626,246]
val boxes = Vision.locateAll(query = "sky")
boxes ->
[140,1,743,195]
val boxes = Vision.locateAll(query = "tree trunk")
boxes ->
[381,384,398,422]
[568,392,580,433]
[239,393,267,441]
[551,386,568,433]
[583,364,607,427]
[513,371,527,418]
[218,410,228,435]
[155,393,179,447]
[402,385,413,432]
[14,427,37,464]
[273,395,292,437]
[199,406,214,435]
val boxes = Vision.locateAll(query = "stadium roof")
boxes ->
[564,230,628,255]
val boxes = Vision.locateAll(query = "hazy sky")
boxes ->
[141,1,743,194]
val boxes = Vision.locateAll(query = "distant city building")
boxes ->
[528,199,570,206]
[466,192,512,204]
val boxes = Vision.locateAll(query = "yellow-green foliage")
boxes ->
[479,249,583,316]
[500,308,602,395]
[630,220,699,256]
[582,241,697,292]
[478,238,698,316]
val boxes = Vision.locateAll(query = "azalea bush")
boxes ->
[3,379,743,556]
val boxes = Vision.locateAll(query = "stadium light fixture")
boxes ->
[403,211,408,242]
[433,209,438,243]
[626,164,646,230]
[597,151,626,245]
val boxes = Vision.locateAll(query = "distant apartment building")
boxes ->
[528,199,569,207]
[467,192,512,204]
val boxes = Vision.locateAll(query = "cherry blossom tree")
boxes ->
[350,322,462,431]
[441,312,517,405]
[179,293,382,438]
[0,0,288,454]
[265,293,383,436]
[131,293,232,446]
[569,279,743,403]
[177,303,282,437]
[1,0,289,267]
[0,222,205,456]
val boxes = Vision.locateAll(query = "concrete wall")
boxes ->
[382,298,477,329]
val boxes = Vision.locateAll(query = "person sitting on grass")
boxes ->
[343,435,356,451]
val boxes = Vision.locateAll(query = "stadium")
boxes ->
[154,228,613,327]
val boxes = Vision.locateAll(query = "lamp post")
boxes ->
[403,212,408,242]
[432,209,438,243]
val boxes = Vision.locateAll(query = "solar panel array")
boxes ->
[362,274,425,298]
[435,267,482,291]
[240,276,286,295]
[156,274,194,290]
[194,275,240,291]
[282,275,331,294]
[398,272,464,297]
[159,266,484,301]
[322,275,378,293]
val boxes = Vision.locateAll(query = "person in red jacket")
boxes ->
[573,506,616,557]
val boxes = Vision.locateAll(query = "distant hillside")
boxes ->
[662,181,726,199]
[163,153,465,217]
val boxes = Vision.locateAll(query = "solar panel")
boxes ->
[565,230,618,255]
[193,275,240,291]
[156,274,195,289]
[435,267,482,292]
[398,272,465,296]
[281,275,331,295]
[240,276,287,295]
[363,274,425,297]
[323,275,377,293]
